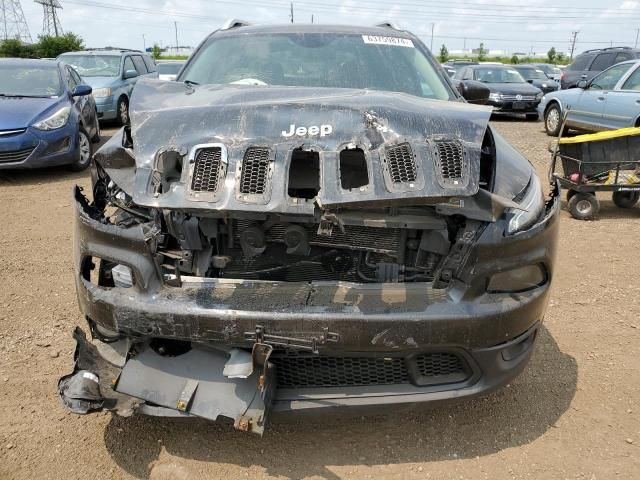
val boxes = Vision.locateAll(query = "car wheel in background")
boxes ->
[612,191,640,209]
[568,192,599,220]
[68,128,93,171]
[526,113,539,121]
[117,96,129,126]
[544,104,562,136]
[91,114,101,143]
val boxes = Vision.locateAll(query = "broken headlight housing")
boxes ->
[32,106,71,131]
[507,174,544,235]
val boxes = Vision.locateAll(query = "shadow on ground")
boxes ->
[103,326,577,479]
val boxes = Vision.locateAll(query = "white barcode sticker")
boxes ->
[362,35,414,48]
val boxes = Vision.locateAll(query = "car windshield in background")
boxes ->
[475,67,525,83]
[61,55,121,77]
[517,68,547,81]
[158,63,183,75]
[181,33,453,100]
[0,65,62,97]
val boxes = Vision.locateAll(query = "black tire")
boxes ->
[566,190,577,202]
[67,128,93,172]
[116,96,129,126]
[91,111,101,143]
[526,113,539,121]
[612,190,640,209]
[567,193,599,220]
[544,103,562,136]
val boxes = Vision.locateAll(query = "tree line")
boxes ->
[0,33,84,59]
[438,44,567,65]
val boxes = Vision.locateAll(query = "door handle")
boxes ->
[598,97,606,101]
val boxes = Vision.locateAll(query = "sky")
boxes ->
[14,0,640,56]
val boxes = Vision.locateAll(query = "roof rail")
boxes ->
[221,19,251,30]
[582,46,633,54]
[84,47,142,53]
[375,21,401,30]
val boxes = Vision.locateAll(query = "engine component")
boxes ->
[239,226,267,258]
[283,225,311,256]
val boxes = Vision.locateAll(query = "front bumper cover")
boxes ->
[60,183,560,433]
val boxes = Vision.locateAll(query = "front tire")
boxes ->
[116,96,129,126]
[612,191,640,209]
[568,193,599,220]
[544,104,562,136]
[68,128,93,171]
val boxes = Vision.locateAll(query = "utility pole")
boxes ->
[635,28,639,48]
[290,2,294,23]
[463,37,466,51]
[174,21,179,55]
[311,14,313,24]
[430,23,434,51]
[142,33,146,51]
[569,31,579,61]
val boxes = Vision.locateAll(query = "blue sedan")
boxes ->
[539,60,640,136]
[0,58,100,170]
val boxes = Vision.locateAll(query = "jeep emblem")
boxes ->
[281,124,333,138]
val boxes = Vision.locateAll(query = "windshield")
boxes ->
[0,65,62,97]
[538,64,561,75]
[516,68,547,81]
[158,63,184,75]
[474,67,526,83]
[181,33,453,100]
[60,55,121,77]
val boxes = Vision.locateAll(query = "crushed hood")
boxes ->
[120,79,493,213]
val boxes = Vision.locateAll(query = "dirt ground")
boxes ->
[0,119,639,480]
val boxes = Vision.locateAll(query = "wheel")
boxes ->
[68,128,93,171]
[91,112,101,143]
[612,191,640,209]
[526,113,539,121]
[116,96,129,126]
[567,193,599,220]
[544,104,562,136]
[566,190,577,202]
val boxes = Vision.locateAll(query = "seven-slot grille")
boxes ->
[433,141,464,180]
[271,352,469,389]
[501,95,537,101]
[0,147,34,164]
[385,143,417,183]
[240,147,270,195]
[190,147,224,193]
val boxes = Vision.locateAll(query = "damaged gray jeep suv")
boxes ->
[59,22,560,435]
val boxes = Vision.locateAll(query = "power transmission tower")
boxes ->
[34,0,63,37]
[1,0,33,42]
[569,31,579,61]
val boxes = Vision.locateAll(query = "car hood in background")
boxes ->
[80,76,119,89]
[0,96,61,130]
[484,83,542,96]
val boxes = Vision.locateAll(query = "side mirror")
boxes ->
[72,84,92,97]
[526,79,534,84]
[455,80,490,105]
[577,80,588,89]
[124,69,139,80]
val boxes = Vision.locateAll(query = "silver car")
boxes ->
[538,60,640,136]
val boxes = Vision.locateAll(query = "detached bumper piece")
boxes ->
[58,328,275,436]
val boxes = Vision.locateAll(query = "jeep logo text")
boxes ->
[281,124,333,138]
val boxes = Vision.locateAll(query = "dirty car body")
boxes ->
[60,24,560,435]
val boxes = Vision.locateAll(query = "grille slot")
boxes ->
[240,148,270,195]
[271,352,469,389]
[433,141,464,180]
[0,147,34,164]
[190,147,225,193]
[385,143,417,183]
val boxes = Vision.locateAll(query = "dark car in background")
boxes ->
[157,60,186,81]
[0,58,99,170]
[513,65,559,94]
[560,47,640,89]
[454,64,543,119]
[530,63,563,81]
[443,60,478,77]
[59,22,559,435]
[57,49,158,125]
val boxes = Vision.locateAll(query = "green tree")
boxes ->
[152,44,163,60]
[438,44,449,63]
[510,54,519,64]
[556,52,566,64]
[0,39,26,57]
[477,42,486,61]
[37,33,84,58]
[547,47,557,64]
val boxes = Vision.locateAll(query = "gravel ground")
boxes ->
[0,118,639,479]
